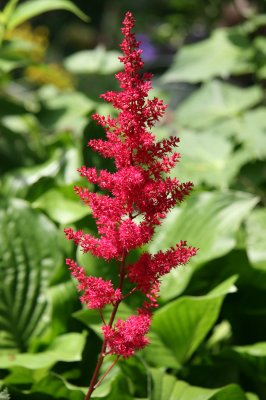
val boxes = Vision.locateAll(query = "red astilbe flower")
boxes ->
[66,259,121,309]
[102,313,151,358]
[64,11,197,398]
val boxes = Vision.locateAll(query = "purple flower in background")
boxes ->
[136,34,158,63]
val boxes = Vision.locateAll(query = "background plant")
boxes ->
[0,1,265,399]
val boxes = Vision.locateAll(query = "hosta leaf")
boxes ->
[33,188,88,224]
[239,108,266,160]
[232,342,266,382]
[150,191,258,300]
[0,332,86,369]
[150,369,248,400]
[161,29,252,84]
[176,80,263,130]
[0,199,63,351]
[7,0,88,30]
[38,89,94,132]
[146,276,237,366]
[1,153,61,198]
[64,47,122,75]
[30,372,86,399]
[172,131,236,189]
[245,208,266,271]
[47,280,79,336]
[141,331,181,369]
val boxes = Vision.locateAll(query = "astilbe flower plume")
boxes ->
[64,11,197,399]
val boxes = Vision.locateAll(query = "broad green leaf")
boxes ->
[147,276,237,365]
[150,369,248,400]
[245,208,266,271]
[33,188,88,224]
[47,280,78,337]
[2,0,20,22]
[30,373,85,399]
[176,80,263,130]
[1,154,61,198]
[64,47,122,75]
[150,191,258,300]
[232,342,266,382]
[161,29,252,84]
[38,88,94,132]
[7,0,88,30]
[0,332,86,369]
[239,108,266,160]
[141,331,181,369]
[0,199,63,351]
[172,131,237,189]
[246,394,260,400]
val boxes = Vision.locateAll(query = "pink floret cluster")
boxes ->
[102,313,151,357]
[65,12,197,358]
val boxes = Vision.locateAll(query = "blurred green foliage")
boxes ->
[0,0,266,399]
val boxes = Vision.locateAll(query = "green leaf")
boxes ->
[47,280,78,337]
[7,0,88,30]
[172,131,237,189]
[239,108,266,160]
[64,47,122,75]
[141,331,181,369]
[1,154,61,198]
[245,208,266,271]
[0,199,63,351]
[38,88,94,132]
[146,276,237,366]
[33,188,89,224]
[161,29,252,84]
[92,373,133,399]
[30,372,86,399]
[176,80,263,130]
[0,332,87,369]
[232,342,266,383]
[150,191,258,300]
[150,369,248,400]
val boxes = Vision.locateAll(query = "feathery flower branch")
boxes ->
[64,11,197,399]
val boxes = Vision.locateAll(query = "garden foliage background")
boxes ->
[0,0,266,399]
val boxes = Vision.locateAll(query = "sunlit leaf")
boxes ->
[33,188,89,224]
[38,88,94,132]
[7,0,88,30]
[176,80,263,130]
[172,131,238,189]
[245,208,266,271]
[0,332,87,369]
[239,108,266,160]
[150,369,248,400]
[161,29,252,84]
[150,191,258,300]
[64,47,122,75]
[232,342,266,383]
[30,372,86,399]
[146,276,237,366]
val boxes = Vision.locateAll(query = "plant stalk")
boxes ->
[85,252,127,399]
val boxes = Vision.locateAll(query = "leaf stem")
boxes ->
[94,355,120,390]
